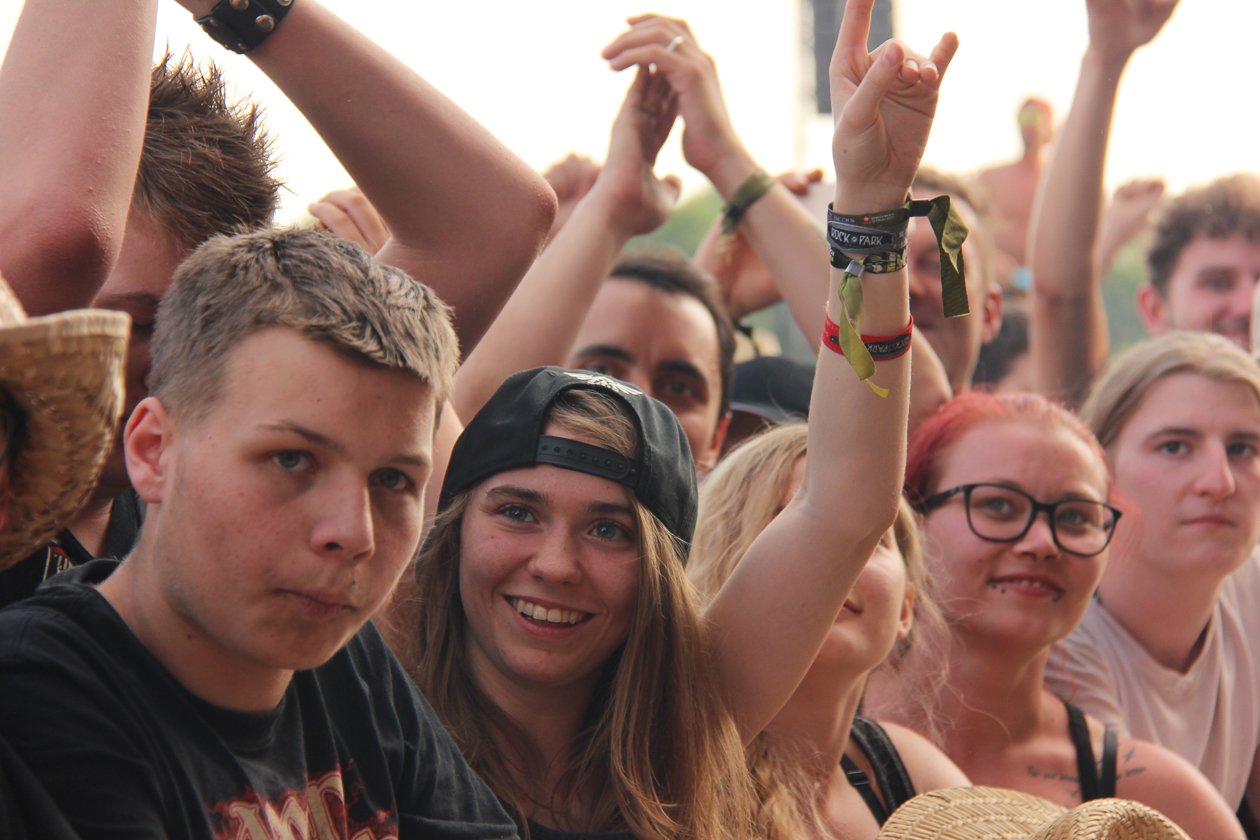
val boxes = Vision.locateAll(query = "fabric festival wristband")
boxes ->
[720,169,776,235]
[822,313,913,361]
[196,0,294,54]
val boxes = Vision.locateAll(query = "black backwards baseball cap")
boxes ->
[439,367,698,546]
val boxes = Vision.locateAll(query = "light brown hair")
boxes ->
[413,388,755,839]
[150,227,457,422]
[1147,173,1260,296]
[133,52,280,248]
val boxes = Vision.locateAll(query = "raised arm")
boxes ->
[449,65,681,420]
[174,0,555,353]
[0,0,157,315]
[1027,0,1177,405]
[702,1,955,740]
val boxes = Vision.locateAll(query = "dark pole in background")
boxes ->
[811,0,894,114]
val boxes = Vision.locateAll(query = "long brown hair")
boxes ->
[412,389,754,838]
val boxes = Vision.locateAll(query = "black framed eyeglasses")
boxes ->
[916,482,1121,558]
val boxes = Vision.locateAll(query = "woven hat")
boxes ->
[440,366,697,546]
[877,787,1189,840]
[0,274,130,568]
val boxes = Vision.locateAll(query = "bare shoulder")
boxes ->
[880,720,971,790]
[1114,736,1245,839]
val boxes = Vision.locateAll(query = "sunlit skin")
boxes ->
[921,420,1110,653]
[100,328,436,711]
[1106,372,1260,582]
[459,431,640,715]
[567,277,729,471]
[1138,234,1260,349]
[776,456,912,673]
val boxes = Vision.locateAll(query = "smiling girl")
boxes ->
[405,2,952,834]
[863,390,1244,838]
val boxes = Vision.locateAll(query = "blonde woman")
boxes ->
[689,422,968,838]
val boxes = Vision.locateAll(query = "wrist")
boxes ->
[704,147,762,200]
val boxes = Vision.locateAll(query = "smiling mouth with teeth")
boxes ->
[512,597,586,626]
[988,578,1064,602]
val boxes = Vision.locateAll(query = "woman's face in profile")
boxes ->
[919,418,1109,651]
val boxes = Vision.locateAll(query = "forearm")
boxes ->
[187,0,555,350]
[1028,50,1128,404]
[0,0,157,314]
[452,187,633,420]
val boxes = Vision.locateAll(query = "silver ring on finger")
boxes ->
[665,34,685,52]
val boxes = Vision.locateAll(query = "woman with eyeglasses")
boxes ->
[862,390,1244,838]
[1045,332,1260,823]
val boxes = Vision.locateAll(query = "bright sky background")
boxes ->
[4,1,1256,223]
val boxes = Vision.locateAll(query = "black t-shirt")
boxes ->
[0,566,518,839]
[0,490,142,607]
[0,735,78,838]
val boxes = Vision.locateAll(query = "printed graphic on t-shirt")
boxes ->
[210,770,397,840]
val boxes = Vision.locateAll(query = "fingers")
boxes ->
[928,32,960,80]
[842,40,905,129]
[543,154,600,201]
[779,168,825,196]
[835,0,876,63]
[309,188,390,253]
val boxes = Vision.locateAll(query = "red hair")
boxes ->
[906,391,1108,507]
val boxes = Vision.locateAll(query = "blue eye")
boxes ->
[591,520,633,542]
[273,451,310,471]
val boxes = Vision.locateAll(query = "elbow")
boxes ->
[0,204,118,313]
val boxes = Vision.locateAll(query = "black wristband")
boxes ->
[196,0,294,54]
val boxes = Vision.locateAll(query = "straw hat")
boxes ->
[877,786,1190,840]
[0,274,129,568]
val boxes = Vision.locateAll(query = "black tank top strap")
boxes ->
[1065,701,1117,801]
[842,716,918,825]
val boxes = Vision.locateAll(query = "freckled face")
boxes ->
[130,328,435,682]
[458,432,641,703]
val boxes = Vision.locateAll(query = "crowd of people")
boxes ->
[1,0,1258,837]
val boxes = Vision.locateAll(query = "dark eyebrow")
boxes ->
[486,485,545,504]
[570,344,634,364]
[487,486,634,518]
[657,358,708,383]
[590,500,635,519]
[1145,426,1201,441]
[259,422,429,468]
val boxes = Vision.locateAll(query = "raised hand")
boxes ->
[309,186,391,254]
[602,15,752,196]
[592,65,682,238]
[541,154,600,243]
[1086,0,1180,65]
[828,0,958,213]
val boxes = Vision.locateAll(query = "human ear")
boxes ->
[1135,284,1172,336]
[895,581,916,642]
[124,397,175,505]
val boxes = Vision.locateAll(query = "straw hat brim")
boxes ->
[0,310,129,568]
[877,786,1190,840]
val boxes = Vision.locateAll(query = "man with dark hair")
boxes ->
[1138,173,1260,349]
[0,228,518,838]
[0,0,555,601]
[566,249,736,471]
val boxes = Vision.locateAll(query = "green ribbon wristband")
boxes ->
[720,169,776,235]
[827,196,970,395]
